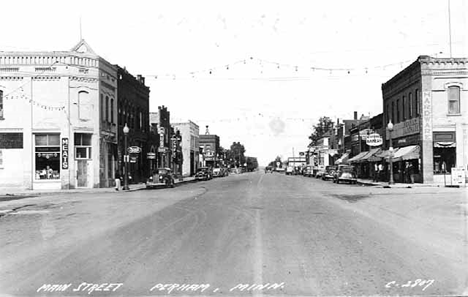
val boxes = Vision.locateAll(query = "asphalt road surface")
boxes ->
[0,172,467,296]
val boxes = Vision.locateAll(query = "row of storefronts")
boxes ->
[314,56,467,185]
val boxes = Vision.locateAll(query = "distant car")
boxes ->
[146,168,175,188]
[322,165,337,180]
[265,166,273,173]
[302,165,313,177]
[286,166,295,175]
[275,167,285,173]
[212,168,222,177]
[333,165,357,184]
[195,167,213,180]
[314,165,326,178]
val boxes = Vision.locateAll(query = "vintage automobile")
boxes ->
[314,165,326,178]
[146,168,175,188]
[286,166,295,175]
[333,165,357,184]
[265,166,273,173]
[322,165,337,180]
[302,165,313,177]
[213,167,228,177]
[195,167,213,181]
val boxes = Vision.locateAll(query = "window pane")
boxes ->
[74,133,81,145]
[35,134,48,145]
[48,134,60,145]
[35,153,60,179]
[449,100,460,114]
[0,90,3,119]
[448,86,460,114]
[82,134,92,146]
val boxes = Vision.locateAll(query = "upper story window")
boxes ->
[409,92,413,119]
[415,89,420,116]
[0,90,3,120]
[78,91,91,121]
[105,96,109,122]
[396,99,400,123]
[110,98,114,124]
[448,86,461,114]
[402,95,406,121]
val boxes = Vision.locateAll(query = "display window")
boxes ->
[433,147,456,174]
[35,134,60,180]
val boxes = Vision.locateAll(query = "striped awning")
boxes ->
[334,153,349,165]
[348,151,369,163]
[358,148,382,163]
[392,145,420,162]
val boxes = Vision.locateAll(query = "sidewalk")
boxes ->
[356,178,459,188]
[0,177,197,200]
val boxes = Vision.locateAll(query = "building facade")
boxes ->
[199,127,220,168]
[172,121,200,177]
[0,40,118,190]
[149,106,172,169]
[382,55,468,184]
[117,66,150,184]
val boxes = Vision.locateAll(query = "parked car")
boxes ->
[322,165,337,180]
[286,166,295,175]
[275,167,285,173]
[265,166,273,173]
[302,165,313,177]
[314,165,326,178]
[213,167,228,177]
[146,168,175,188]
[333,165,357,184]
[195,167,213,180]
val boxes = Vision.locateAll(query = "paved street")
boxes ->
[0,172,467,296]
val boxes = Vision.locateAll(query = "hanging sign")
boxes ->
[147,152,156,159]
[62,138,69,169]
[127,146,141,154]
[366,133,383,146]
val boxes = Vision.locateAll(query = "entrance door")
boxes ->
[77,160,88,187]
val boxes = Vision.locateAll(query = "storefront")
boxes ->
[33,133,62,189]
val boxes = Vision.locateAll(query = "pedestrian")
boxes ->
[115,171,121,191]
[373,163,379,182]
[407,162,414,184]
[378,163,384,182]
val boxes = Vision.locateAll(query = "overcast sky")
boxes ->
[1,0,466,165]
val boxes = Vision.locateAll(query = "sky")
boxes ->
[0,0,466,165]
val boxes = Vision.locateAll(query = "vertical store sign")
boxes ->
[62,138,69,169]
[422,92,433,141]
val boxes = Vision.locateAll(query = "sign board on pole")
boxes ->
[158,147,167,153]
[451,167,466,186]
[147,152,156,159]
[127,146,141,154]
[366,133,383,146]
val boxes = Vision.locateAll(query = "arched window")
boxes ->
[448,86,461,114]
[78,91,91,120]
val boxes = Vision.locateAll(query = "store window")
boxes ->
[448,86,460,114]
[35,134,60,180]
[433,132,456,174]
[75,133,92,159]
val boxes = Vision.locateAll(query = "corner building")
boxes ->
[382,56,467,184]
[0,40,118,190]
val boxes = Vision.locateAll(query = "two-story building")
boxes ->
[172,121,200,177]
[0,40,118,190]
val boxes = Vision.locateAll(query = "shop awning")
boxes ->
[392,145,420,162]
[358,148,382,163]
[348,151,369,163]
[371,148,400,161]
[434,142,456,148]
[334,153,349,165]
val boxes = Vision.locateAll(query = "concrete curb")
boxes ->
[0,178,199,201]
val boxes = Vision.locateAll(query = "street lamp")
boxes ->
[387,120,395,185]
[123,123,130,190]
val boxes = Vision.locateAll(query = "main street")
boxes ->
[0,172,467,296]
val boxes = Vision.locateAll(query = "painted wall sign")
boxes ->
[386,118,420,140]
[422,91,433,141]
[61,138,69,169]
